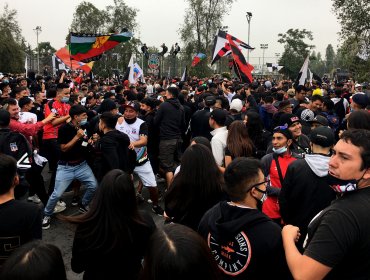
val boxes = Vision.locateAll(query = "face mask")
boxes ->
[125,117,137,124]
[272,146,288,154]
[326,169,368,193]
[80,118,88,126]
[140,109,147,116]
[326,174,358,193]
[255,193,267,211]
[61,97,69,103]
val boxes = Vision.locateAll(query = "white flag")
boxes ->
[25,56,28,78]
[128,55,135,84]
[298,55,310,86]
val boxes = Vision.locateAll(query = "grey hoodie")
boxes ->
[304,153,330,177]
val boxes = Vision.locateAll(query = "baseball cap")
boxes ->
[204,95,216,106]
[300,109,315,122]
[355,83,362,88]
[273,125,293,140]
[309,115,329,126]
[229,99,243,112]
[279,113,300,127]
[310,126,335,147]
[210,109,228,126]
[352,93,369,108]
[123,101,140,112]
[278,100,293,110]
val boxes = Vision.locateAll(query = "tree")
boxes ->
[310,52,326,78]
[70,2,108,34]
[332,0,370,81]
[69,1,139,77]
[332,0,370,52]
[325,44,335,73]
[0,4,26,73]
[179,0,234,77]
[277,29,315,78]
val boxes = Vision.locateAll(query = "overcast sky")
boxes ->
[1,0,341,65]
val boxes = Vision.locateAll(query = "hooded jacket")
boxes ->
[198,201,291,279]
[154,98,185,140]
[279,154,336,250]
[94,129,135,181]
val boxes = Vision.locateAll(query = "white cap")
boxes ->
[230,99,243,112]
[355,83,362,88]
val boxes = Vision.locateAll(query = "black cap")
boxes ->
[279,113,300,127]
[205,96,216,106]
[352,93,369,108]
[310,126,335,147]
[309,115,329,126]
[210,109,227,126]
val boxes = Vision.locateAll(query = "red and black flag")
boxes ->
[227,34,254,83]
[211,30,254,65]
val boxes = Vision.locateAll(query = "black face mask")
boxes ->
[125,117,137,124]
[326,173,359,193]
[139,109,147,116]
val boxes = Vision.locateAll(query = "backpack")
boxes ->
[333,98,346,121]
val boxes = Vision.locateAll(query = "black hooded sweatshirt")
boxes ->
[198,201,292,279]
[154,98,185,140]
[94,129,135,181]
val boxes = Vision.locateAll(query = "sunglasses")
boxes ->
[273,125,288,132]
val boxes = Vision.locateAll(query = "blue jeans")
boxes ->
[44,161,97,216]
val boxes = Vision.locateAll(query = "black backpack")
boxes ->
[333,98,346,121]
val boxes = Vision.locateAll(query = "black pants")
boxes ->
[40,139,60,196]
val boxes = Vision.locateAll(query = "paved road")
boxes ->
[40,167,166,280]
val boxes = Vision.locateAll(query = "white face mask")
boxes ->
[272,146,288,154]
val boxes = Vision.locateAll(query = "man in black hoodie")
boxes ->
[279,126,336,251]
[198,158,291,279]
[93,112,135,182]
[154,87,185,188]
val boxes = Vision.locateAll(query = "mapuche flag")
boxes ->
[69,30,133,62]
[227,34,254,83]
[191,53,206,67]
[55,46,94,74]
[211,30,254,65]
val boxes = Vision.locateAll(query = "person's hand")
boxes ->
[42,113,56,124]
[128,142,135,150]
[282,225,301,243]
[76,129,85,139]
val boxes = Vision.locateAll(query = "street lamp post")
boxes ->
[275,53,280,64]
[33,26,42,74]
[246,12,252,62]
[260,43,268,76]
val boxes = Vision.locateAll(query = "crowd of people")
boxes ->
[0,69,369,279]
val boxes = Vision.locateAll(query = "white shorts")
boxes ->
[134,161,157,187]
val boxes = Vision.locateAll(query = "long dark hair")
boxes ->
[227,121,254,158]
[140,224,221,280]
[63,169,148,253]
[165,144,223,224]
[245,110,264,138]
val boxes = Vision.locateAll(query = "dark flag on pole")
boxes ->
[181,66,188,82]
[227,34,254,83]
[211,30,254,65]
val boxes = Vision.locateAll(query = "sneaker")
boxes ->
[42,216,51,230]
[53,204,66,214]
[155,174,166,183]
[136,193,145,204]
[79,203,89,213]
[27,194,41,204]
[71,196,80,206]
[152,205,164,216]
[57,200,66,208]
